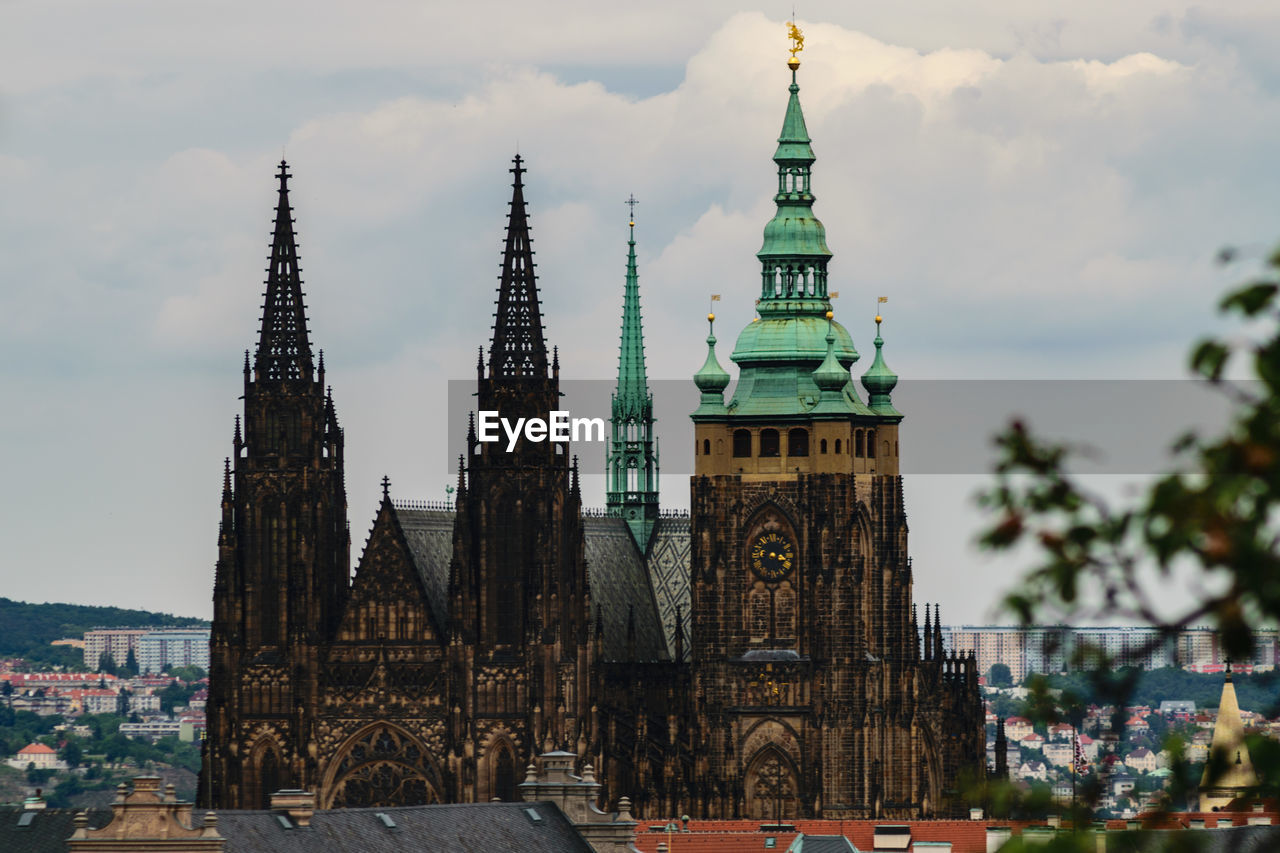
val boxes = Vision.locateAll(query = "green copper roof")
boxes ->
[758,71,830,272]
[861,319,901,419]
[715,66,873,420]
[613,223,651,420]
[775,75,815,162]
[692,318,731,418]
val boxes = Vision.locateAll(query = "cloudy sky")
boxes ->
[3,1,1279,624]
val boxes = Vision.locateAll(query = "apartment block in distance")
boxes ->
[83,629,149,671]
[136,629,211,675]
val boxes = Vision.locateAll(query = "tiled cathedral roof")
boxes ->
[393,508,689,664]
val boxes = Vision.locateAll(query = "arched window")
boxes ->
[760,429,780,457]
[867,429,877,458]
[788,429,808,457]
[733,429,752,458]
[835,438,842,455]
[820,439,828,454]
[703,438,711,456]
[494,746,516,802]
[749,588,770,641]
[855,430,864,458]
[775,586,797,640]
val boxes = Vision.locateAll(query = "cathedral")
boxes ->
[200,46,985,821]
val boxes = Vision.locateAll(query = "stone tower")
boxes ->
[447,155,598,801]
[606,212,659,551]
[202,162,350,809]
[686,51,981,820]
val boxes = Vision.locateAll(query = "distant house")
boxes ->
[5,742,64,770]
[1158,699,1195,717]
[1005,717,1034,742]
[1047,723,1075,742]
[1018,760,1049,782]
[1042,742,1073,768]
[1126,747,1157,773]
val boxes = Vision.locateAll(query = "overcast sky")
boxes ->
[3,2,1279,624]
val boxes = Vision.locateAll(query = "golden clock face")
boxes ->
[751,531,795,581]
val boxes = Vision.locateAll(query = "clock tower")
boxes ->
[687,33,982,820]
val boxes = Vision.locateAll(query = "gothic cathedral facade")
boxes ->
[201,58,984,820]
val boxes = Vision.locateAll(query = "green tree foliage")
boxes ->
[59,740,83,768]
[124,648,139,677]
[167,665,206,682]
[96,652,117,675]
[977,259,1280,846]
[0,597,207,659]
[988,662,1014,687]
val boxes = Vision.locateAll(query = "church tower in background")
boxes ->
[202,162,350,809]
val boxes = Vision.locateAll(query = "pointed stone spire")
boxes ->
[456,455,467,498]
[488,155,548,380]
[933,604,945,657]
[994,717,1009,779]
[1200,671,1259,810]
[608,210,659,550]
[922,603,933,660]
[254,161,314,383]
[911,604,920,662]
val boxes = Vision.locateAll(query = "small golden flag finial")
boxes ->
[787,21,804,69]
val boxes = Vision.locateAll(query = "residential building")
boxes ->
[136,629,211,674]
[82,629,148,671]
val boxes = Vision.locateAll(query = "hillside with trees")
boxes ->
[0,598,207,669]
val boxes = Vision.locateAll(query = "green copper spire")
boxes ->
[608,206,659,551]
[693,313,731,418]
[721,59,869,421]
[861,316,901,419]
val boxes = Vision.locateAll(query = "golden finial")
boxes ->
[825,310,833,320]
[707,313,715,322]
[875,315,882,324]
[787,21,804,70]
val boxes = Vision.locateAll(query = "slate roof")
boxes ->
[582,517,668,663]
[0,807,111,853]
[645,517,692,659]
[212,801,593,853]
[393,508,688,664]
[396,508,454,634]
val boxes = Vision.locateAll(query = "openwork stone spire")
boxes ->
[489,155,549,379]
[255,161,313,383]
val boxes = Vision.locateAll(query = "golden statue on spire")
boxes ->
[787,21,804,70]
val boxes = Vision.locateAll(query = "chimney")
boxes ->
[269,789,316,828]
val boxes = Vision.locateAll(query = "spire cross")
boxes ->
[625,194,639,224]
[511,154,526,181]
[381,475,391,499]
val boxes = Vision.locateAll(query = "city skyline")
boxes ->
[5,3,1280,621]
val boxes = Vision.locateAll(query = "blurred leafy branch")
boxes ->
[972,249,1280,849]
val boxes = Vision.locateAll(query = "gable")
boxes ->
[337,502,442,645]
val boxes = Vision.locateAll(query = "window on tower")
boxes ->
[820,439,828,454]
[760,429,780,457]
[867,429,877,458]
[788,429,809,457]
[855,431,864,458]
[703,438,711,456]
[733,430,752,458]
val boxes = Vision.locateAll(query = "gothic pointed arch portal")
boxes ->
[744,746,799,820]
[244,737,287,810]
[322,723,442,808]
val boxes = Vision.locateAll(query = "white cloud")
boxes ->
[3,6,1280,621]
